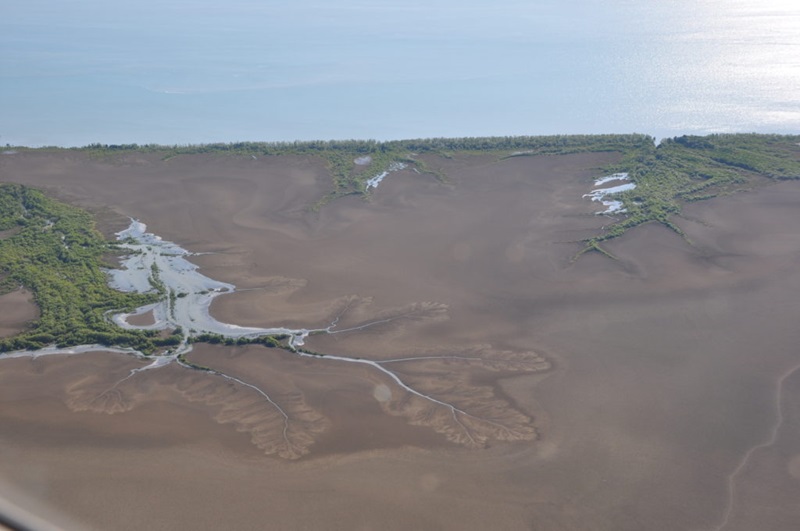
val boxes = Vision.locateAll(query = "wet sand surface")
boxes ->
[1,151,800,529]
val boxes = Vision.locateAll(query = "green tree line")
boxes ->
[0,184,163,352]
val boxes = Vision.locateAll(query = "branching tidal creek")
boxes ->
[5,219,548,457]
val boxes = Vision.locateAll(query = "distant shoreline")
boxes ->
[4,133,655,152]
[4,131,797,152]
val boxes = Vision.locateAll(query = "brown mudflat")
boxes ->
[1,150,800,530]
[0,288,38,337]
[125,309,156,327]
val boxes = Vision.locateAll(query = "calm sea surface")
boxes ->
[2,0,798,146]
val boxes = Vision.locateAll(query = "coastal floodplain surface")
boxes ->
[1,136,800,530]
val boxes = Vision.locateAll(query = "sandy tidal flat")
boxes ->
[1,150,800,530]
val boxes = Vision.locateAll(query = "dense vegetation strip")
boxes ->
[575,134,800,258]
[0,184,167,352]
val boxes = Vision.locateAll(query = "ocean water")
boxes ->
[1,0,798,147]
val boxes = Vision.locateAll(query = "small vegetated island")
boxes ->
[1,133,799,457]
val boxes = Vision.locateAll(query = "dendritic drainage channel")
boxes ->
[3,219,550,458]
